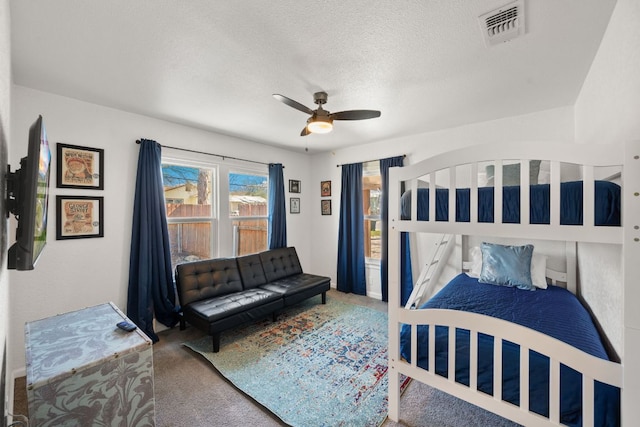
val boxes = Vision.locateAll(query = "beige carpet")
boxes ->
[13,289,519,427]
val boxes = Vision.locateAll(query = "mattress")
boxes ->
[400,180,621,225]
[399,273,620,426]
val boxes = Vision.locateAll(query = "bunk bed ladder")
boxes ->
[405,233,453,309]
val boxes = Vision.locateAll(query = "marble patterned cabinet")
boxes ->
[25,302,155,426]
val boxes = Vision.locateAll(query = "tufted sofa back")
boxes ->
[260,247,303,283]
[236,254,267,289]
[175,258,243,307]
[175,247,306,309]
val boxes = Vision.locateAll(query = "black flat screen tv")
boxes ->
[7,115,52,270]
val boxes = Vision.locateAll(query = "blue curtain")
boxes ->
[268,163,287,249]
[380,156,406,302]
[337,163,366,295]
[127,139,178,342]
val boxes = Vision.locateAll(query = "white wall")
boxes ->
[309,105,575,296]
[8,86,314,374]
[573,0,640,421]
[574,0,640,145]
[0,0,11,417]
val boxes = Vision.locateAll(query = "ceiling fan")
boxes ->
[273,91,381,136]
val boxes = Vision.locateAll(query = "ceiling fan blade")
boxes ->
[273,94,314,115]
[330,110,381,120]
[300,126,310,136]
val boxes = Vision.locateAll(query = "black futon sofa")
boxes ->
[175,247,330,352]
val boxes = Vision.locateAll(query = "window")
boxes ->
[363,161,381,261]
[162,163,216,270]
[162,158,270,265]
[229,172,268,256]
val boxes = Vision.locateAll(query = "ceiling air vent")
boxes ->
[479,0,525,47]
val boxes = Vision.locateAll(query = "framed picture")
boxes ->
[56,196,104,240]
[290,197,300,214]
[321,199,332,216]
[57,143,104,190]
[321,180,331,197]
[289,179,301,193]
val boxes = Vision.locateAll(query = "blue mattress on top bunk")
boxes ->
[399,273,620,426]
[399,180,621,225]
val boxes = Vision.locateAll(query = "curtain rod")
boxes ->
[336,154,406,168]
[135,140,283,168]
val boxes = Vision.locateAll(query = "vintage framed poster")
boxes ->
[321,180,331,197]
[290,197,300,214]
[289,179,301,193]
[56,196,104,240]
[321,199,332,215]
[57,143,104,189]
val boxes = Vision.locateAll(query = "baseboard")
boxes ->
[367,291,383,301]
[330,282,383,301]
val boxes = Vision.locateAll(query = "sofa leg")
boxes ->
[272,312,278,322]
[212,333,221,353]
[179,315,186,331]
[322,292,327,304]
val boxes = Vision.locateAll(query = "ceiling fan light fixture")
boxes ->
[307,117,333,134]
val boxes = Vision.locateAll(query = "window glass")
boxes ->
[163,165,212,218]
[363,161,381,260]
[162,163,215,268]
[166,221,212,263]
[231,219,268,256]
[229,172,268,256]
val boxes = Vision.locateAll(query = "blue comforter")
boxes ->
[399,274,620,426]
[400,180,621,225]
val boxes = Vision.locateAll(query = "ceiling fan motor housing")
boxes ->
[313,91,328,105]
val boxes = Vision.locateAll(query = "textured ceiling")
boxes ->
[10,0,617,153]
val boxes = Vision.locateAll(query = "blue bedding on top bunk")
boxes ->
[399,273,620,426]
[400,180,621,225]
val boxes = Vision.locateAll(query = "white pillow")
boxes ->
[467,245,547,289]
[531,253,548,289]
[467,246,482,278]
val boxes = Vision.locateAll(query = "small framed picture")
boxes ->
[57,143,104,190]
[56,196,104,240]
[321,180,331,197]
[289,179,301,193]
[321,199,332,216]
[290,197,300,214]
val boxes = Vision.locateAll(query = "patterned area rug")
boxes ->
[184,297,409,427]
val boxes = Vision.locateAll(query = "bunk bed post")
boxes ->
[387,166,403,422]
[623,139,640,425]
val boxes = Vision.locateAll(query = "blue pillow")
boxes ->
[479,242,535,290]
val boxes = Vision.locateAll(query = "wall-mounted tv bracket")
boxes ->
[6,164,20,218]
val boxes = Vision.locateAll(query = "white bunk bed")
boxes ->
[387,141,637,426]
